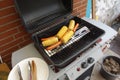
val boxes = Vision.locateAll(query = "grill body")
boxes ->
[14,0,105,68]
[33,17,105,68]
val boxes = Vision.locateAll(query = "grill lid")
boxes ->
[14,0,73,33]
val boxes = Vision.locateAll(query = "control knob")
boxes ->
[81,62,88,68]
[87,57,94,64]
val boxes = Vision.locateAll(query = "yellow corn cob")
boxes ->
[42,37,58,47]
[56,26,68,39]
[68,20,75,30]
[61,30,74,44]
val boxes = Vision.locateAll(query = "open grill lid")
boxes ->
[14,0,73,33]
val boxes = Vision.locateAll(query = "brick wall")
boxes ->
[0,0,87,68]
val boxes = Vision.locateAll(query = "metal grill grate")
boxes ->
[45,26,90,57]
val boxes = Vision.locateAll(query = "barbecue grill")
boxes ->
[14,0,105,68]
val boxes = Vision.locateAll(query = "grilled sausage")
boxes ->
[56,26,68,39]
[68,20,75,30]
[61,30,74,44]
[73,23,79,32]
[42,37,58,47]
[46,41,62,50]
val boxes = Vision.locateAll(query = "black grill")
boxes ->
[36,17,105,68]
[14,0,105,68]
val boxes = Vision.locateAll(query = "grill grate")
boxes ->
[50,32,95,65]
[45,26,90,57]
[49,24,104,66]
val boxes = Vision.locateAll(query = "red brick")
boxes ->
[72,10,80,16]
[0,28,18,40]
[18,25,27,32]
[0,45,19,57]
[0,6,16,17]
[81,0,87,4]
[19,39,32,48]
[0,46,19,68]
[77,3,87,11]
[73,0,87,9]
[80,12,86,17]
[15,31,29,39]
[72,12,80,17]
[73,1,81,9]
[0,13,20,25]
[0,38,23,52]
[0,36,14,46]
[73,8,78,13]
[78,8,86,14]
[2,53,11,62]
[0,0,14,8]
[17,26,29,36]
[23,34,31,40]
[73,0,81,3]
[0,20,21,32]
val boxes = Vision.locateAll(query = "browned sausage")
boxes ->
[46,41,62,50]
[73,23,79,32]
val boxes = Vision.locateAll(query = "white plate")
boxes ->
[8,57,49,80]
